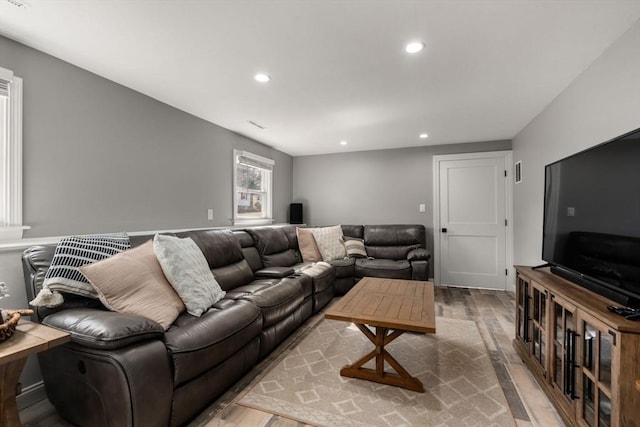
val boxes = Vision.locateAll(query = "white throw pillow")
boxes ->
[311,225,347,261]
[153,234,226,317]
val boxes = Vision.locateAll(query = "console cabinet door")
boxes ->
[576,312,615,427]
[549,294,578,417]
[529,281,548,377]
[515,273,531,346]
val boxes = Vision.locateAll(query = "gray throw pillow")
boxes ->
[153,234,226,317]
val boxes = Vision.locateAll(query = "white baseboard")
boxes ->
[17,381,47,410]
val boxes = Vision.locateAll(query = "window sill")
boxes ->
[233,218,275,227]
[0,225,31,242]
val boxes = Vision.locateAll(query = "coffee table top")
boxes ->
[325,277,436,333]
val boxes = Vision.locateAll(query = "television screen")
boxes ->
[542,126,640,307]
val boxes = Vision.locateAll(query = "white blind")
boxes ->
[0,79,9,97]
[236,150,274,171]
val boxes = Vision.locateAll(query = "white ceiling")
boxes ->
[1,1,640,156]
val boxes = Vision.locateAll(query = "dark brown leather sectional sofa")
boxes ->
[22,224,430,426]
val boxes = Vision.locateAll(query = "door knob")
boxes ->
[441,228,447,233]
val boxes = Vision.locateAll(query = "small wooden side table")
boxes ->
[0,320,70,427]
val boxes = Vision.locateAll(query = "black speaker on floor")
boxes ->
[289,203,303,224]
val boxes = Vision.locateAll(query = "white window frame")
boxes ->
[233,149,275,226]
[0,66,28,241]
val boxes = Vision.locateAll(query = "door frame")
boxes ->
[432,150,514,291]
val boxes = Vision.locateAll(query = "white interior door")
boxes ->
[434,152,511,290]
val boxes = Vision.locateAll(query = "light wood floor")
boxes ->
[20,287,566,426]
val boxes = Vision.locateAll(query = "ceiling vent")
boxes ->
[248,120,265,130]
[5,0,30,8]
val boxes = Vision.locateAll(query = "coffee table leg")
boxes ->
[340,324,424,393]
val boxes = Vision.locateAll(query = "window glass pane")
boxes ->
[233,150,273,223]
[236,192,264,216]
[236,164,263,191]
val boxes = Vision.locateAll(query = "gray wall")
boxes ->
[292,139,512,276]
[0,35,293,237]
[513,19,640,266]
[0,34,293,405]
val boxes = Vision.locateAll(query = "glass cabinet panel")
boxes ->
[599,391,611,427]
[516,276,529,344]
[583,323,596,373]
[579,318,613,427]
[583,375,595,427]
[599,333,612,389]
[531,286,546,368]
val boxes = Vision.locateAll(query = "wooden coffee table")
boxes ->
[324,277,435,392]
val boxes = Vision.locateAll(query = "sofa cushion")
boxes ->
[363,225,425,246]
[153,234,226,317]
[363,225,425,260]
[341,225,364,239]
[311,225,347,261]
[296,228,322,263]
[408,248,431,261]
[233,230,264,272]
[176,229,244,269]
[355,258,412,280]
[296,262,335,294]
[255,266,295,279]
[176,229,256,291]
[165,299,262,387]
[79,241,185,330]
[43,308,165,350]
[211,259,256,291]
[247,228,299,268]
[231,279,305,328]
[31,233,131,307]
[328,257,355,278]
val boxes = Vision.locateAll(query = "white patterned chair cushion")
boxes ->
[153,234,226,317]
[311,225,347,261]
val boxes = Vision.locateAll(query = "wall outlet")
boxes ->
[419,203,426,213]
[207,209,214,220]
[567,207,575,217]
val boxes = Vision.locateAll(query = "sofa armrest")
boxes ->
[42,308,164,350]
[408,248,431,261]
[255,266,295,279]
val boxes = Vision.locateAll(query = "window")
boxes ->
[233,150,274,226]
[0,66,27,241]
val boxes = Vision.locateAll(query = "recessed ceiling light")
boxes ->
[405,42,425,54]
[419,133,429,139]
[340,140,348,146]
[254,73,271,83]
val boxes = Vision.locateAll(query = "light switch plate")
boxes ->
[419,204,426,213]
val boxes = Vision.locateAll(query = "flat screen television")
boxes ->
[542,126,640,308]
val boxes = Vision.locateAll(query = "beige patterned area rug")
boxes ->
[237,317,515,426]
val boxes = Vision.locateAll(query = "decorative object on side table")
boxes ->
[0,281,70,426]
[0,282,34,343]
